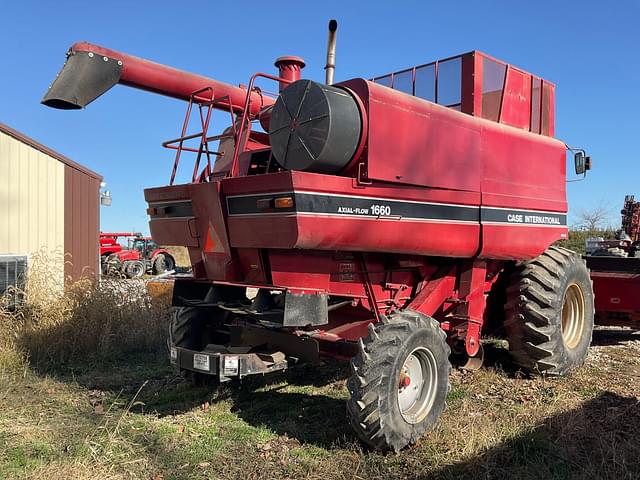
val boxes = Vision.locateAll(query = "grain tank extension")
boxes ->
[43,23,593,451]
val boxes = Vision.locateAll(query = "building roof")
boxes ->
[0,122,102,180]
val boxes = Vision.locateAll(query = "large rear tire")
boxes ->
[347,311,450,451]
[153,254,175,275]
[505,246,594,376]
[104,254,122,276]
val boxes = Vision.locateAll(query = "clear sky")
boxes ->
[1,0,638,233]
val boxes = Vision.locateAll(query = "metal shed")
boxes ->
[0,122,102,293]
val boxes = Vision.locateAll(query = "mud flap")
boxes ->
[283,291,328,327]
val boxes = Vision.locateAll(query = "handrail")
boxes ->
[166,90,236,185]
[163,131,234,148]
[229,72,293,177]
[166,72,292,183]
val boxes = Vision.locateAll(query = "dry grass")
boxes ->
[163,246,191,269]
[0,251,172,368]
[0,255,639,479]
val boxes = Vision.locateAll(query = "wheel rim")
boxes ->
[561,283,585,349]
[397,347,438,424]
[128,263,144,277]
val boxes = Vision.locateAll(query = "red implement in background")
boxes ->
[587,256,640,327]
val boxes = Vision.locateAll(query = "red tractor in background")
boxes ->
[44,21,593,451]
[101,233,175,278]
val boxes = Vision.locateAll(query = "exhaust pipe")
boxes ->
[42,42,272,114]
[324,19,338,85]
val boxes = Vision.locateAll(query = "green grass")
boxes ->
[1,266,639,479]
[1,336,639,480]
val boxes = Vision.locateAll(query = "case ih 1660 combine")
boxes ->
[43,22,592,451]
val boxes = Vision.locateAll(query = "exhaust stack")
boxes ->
[324,20,338,85]
[42,42,272,115]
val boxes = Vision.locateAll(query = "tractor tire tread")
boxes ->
[347,311,450,452]
[504,246,594,376]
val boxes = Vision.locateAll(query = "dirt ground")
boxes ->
[0,326,638,480]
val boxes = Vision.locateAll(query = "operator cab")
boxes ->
[372,51,555,137]
[131,237,158,257]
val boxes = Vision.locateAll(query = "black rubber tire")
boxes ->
[104,254,122,277]
[100,254,110,275]
[153,254,175,275]
[169,307,228,385]
[505,246,594,376]
[346,310,451,452]
[124,260,145,279]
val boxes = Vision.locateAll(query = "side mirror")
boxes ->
[574,151,591,175]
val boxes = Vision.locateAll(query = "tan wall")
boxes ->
[0,130,65,288]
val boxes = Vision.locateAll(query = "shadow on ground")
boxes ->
[33,352,355,446]
[23,333,640,473]
[432,391,640,480]
[591,327,640,347]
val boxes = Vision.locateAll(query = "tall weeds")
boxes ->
[0,251,172,370]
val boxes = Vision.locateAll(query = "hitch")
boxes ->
[171,345,292,382]
[171,323,320,381]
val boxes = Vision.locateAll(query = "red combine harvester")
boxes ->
[586,195,640,327]
[100,232,130,258]
[43,22,592,451]
[100,232,175,278]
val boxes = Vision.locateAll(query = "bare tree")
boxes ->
[574,201,614,231]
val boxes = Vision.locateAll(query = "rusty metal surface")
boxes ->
[230,324,320,364]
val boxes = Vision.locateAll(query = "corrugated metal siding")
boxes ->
[0,130,65,289]
[64,165,100,283]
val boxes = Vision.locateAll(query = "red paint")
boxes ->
[591,269,640,326]
[140,50,569,358]
[69,42,272,115]
[46,41,576,359]
[109,236,172,265]
[274,56,305,91]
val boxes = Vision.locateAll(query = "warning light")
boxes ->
[274,196,294,209]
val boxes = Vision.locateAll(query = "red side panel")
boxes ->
[145,184,200,248]
[339,78,567,260]
[223,171,481,258]
[500,67,531,130]
[547,83,556,137]
[353,80,482,192]
[592,271,640,316]
[145,181,237,280]
[189,182,236,280]
[479,125,567,259]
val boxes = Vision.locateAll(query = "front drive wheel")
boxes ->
[347,311,450,452]
[505,246,594,376]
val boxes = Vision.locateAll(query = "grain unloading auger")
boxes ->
[43,21,593,451]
